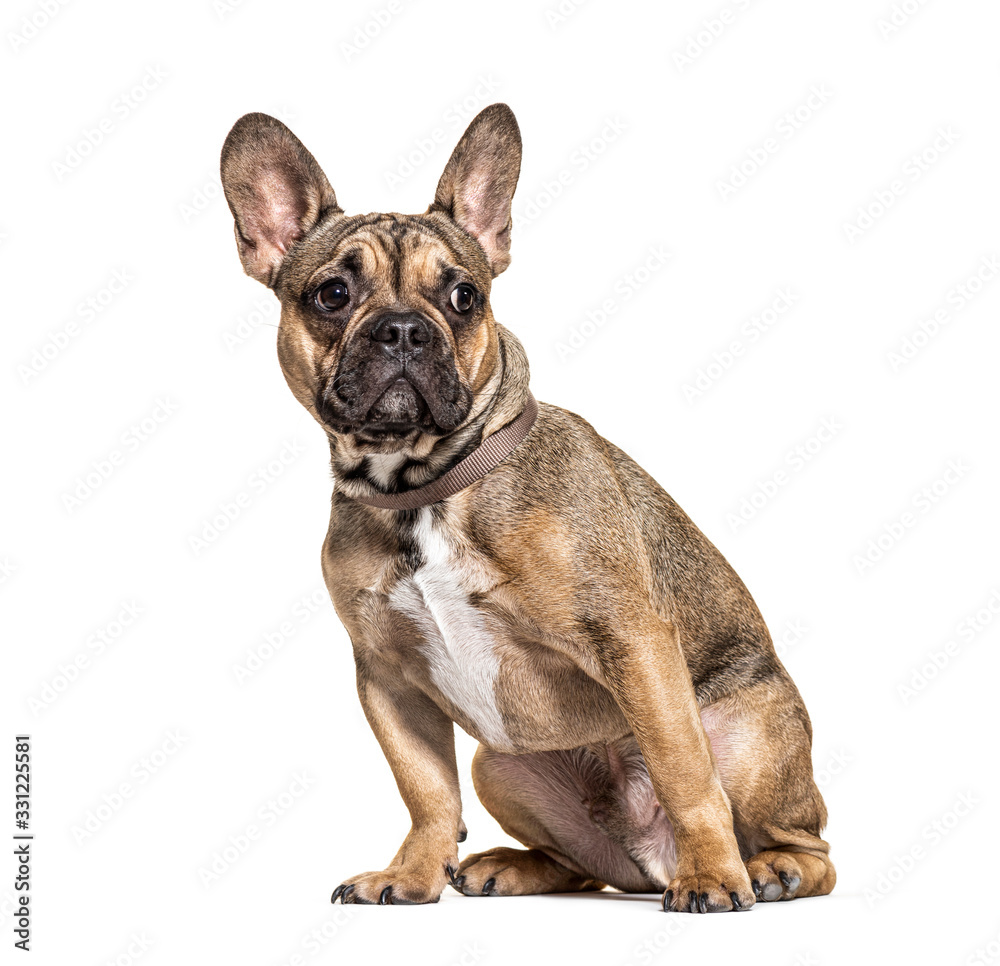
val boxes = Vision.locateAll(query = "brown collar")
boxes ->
[347,394,539,511]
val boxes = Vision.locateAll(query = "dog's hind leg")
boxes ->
[701,680,836,902]
[452,742,672,897]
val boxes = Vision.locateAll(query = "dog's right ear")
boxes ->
[220,113,341,288]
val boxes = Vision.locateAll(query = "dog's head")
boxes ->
[220,104,521,456]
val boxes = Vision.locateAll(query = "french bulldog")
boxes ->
[219,103,835,912]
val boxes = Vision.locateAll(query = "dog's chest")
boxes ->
[387,509,511,747]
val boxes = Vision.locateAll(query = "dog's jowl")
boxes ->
[220,104,835,912]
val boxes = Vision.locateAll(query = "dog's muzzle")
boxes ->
[316,311,471,437]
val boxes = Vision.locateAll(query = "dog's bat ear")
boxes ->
[430,103,522,277]
[220,113,341,288]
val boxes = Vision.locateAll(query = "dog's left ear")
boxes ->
[430,103,522,276]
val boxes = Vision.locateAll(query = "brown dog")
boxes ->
[220,103,835,912]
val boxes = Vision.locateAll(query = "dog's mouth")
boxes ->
[317,368,471,443]
[355,377,434,439]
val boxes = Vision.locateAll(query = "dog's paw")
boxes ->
[745,851,804,902]
[331,866,447,905]
[449,846,603,897]
[661,866,755,913]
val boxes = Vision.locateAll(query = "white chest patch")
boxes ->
[388,509,510,748]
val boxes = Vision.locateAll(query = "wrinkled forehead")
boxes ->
[280,212,492,298]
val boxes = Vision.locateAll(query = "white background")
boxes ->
[3,0,999,963]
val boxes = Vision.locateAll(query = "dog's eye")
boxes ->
[315,279,350,312]
[449,283,476,314]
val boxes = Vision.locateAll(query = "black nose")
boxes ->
[370,313,432,357]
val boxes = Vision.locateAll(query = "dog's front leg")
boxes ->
[594,616,755,912]
[331,667,463,905]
